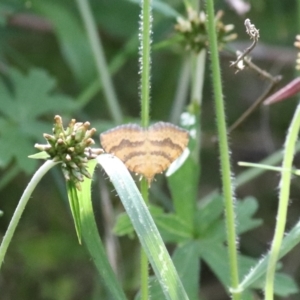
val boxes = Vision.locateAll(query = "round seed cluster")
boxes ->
[175,8,237,53]
[35,115,103,190]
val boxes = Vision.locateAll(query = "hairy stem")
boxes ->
[265,103,300,299]
[140,0,152,128]
[206,0,240,298]
[139,0,152,298]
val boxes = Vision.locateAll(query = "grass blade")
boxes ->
[78,159,127,300]
[97,154,189,300]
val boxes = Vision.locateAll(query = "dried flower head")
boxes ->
[175,7,237,53]
[35,115,103,190]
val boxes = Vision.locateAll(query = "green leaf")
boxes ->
[11,68,74,120]
[0,69,74,122]
[151,205,193,243]
[167,155,199,228]
[194,195,261,242]
[271,273,299,296]
[0,68,75,173]
[97,154,189,300]
[172,242,200,299]
[252,272,299,297]
[135,242,199,300]
[201,241,299,297]
[194,195,223,237]
[238,256,296,298]
[239,290,258,300]
[0,129,37,173]
[66,181,82,244]
[113,211,135,238]
[238,219,300,291]
[236,196,262,234]
[78,159,127,300]
[199,242,231,287]
[28,151,50,160]
[167,110,200,228]
[114,204,193,243]
[32,1,96,86]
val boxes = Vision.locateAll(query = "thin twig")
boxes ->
[227,18,283,133]
[244,57,279,83]
[228,75,282,134]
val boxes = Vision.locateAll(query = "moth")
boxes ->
[100,122,189,185]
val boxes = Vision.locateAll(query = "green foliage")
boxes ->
[1,0,300,299]
[0,68,74,173]
[115,189,270,297]
[32,0,96,87]
[66,181,82,244]
[77,159,127,300]
[98,154,189,300]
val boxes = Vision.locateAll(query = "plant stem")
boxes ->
[238,161,300,176]
[264,103,300,300]
[191,49,206,106]
[170,55,190,124]
[75,0,123,124]
[0,160,58,269]
[140,179,149,300]
[140,0,152,128]
[139,0,152,298]
[205,0,240,298]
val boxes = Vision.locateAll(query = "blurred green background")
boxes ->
[1,0,300,299]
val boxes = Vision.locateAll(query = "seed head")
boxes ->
[35,115,103,190]
[175,8,237,53]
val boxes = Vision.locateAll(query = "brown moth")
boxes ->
[100,122,189,185]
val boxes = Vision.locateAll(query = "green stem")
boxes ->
[239,162,300,176]
[190,49,206,105]
[170,55,190,124]
[205,0,240,298]
[140,179,149,300]
[0,160,58,269]
[139,0,152,297]
[202,141,300,204]
[264,103,300,300]
[75,0,123,124]
[140,0,152,128]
